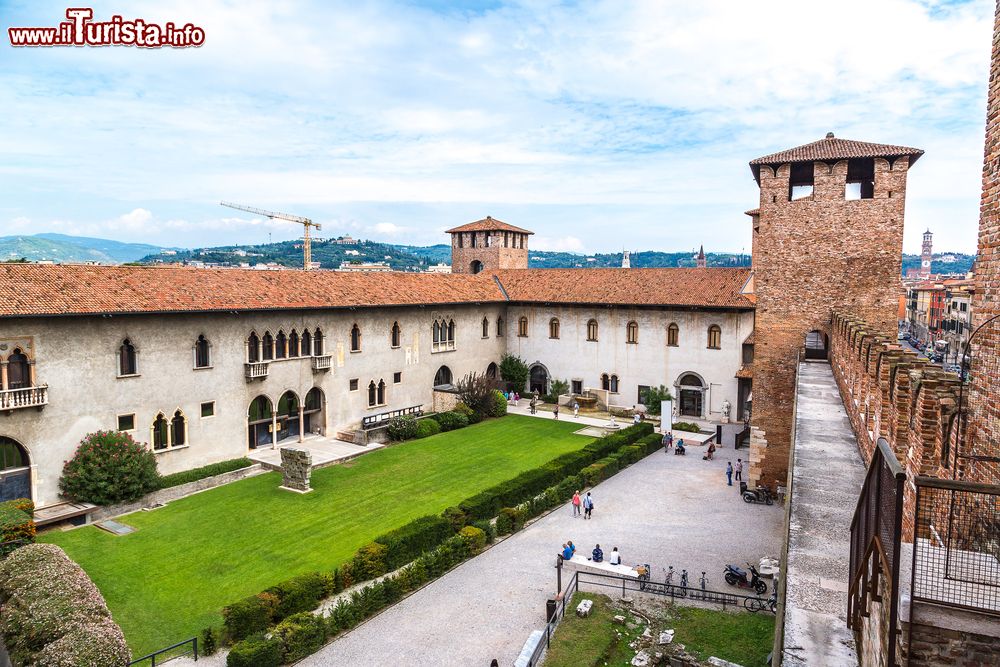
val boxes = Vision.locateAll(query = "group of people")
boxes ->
[503,390,521,405]
[571,490,594,518]
[661,431,686,455]
[726,459,743,486]
[559,541,622,566]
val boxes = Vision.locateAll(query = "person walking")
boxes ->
[662,430,671,453]
[514,392,520,406]
[726,461,733,486]
[530,397,537,415]
[583,492,594,520]
[573,400,580,418]
[735,458,743,482]
[553,404,560,420]
[572,490,582,517]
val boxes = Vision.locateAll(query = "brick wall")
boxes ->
[450,230,529,273]
[750,157,911,486]
[902,615,1000,666]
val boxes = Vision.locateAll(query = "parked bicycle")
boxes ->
[744,587,777,614]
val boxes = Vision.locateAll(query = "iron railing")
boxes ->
[128,637,197,666]
[361,405,423,430]
[910,476,1000,615]
[848,437,905,667]
[949,312,1000,480]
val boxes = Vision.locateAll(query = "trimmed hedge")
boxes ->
[0,544,130,667]
[226,632,282,667]
[273,612,326,663]
[671,421,702,433]
[223,592,279,641]
[350,543,388,581]
[372,514,454,570]
[265,572,334,622]
[414,418,441,439]
[157,458,254,490]
[387,415,419,441]
[432,411,469,432]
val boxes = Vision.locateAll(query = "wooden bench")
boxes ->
[33,501,97,528]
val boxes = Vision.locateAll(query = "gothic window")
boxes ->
[626,321,639,344]
[6,349,29,389]
[368,381,377,407]
[301,329,312,356]
[391,321,401,348]
[433,320,441,344]
[518,316,528,337]
[194,335,211,368]
[171,410,186,446]
[447,320,455,343]
[587,319,598,341]
[601,373,610,391]
[248,332,260,363]
[152,413,169,450]
[667,323,679,347]
[549,318,560,339]
[497,317,505,337]
[289,330,300,357]
[119,339,137,376]
[377,380,386,405]
[313,328,324,355]
[275,330,287,359]
[350,324,362,352]
[434,365,453,387]
[610,374,620,393]
[708,325,722,349]
[262,332,274,361]
[482,317,490,338]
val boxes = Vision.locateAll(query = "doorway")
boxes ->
[0,437,30,503]
[529,364,549,395]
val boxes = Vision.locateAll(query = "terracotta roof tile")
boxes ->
[743,331,755,345]
[445,216,534,235]
[736,364,753,379]
[749,134,923,167]
[744,208,760,216]
[494,268,754,309]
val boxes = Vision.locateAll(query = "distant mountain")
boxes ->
[0,233,174,263]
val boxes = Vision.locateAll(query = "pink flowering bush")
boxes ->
[0,544,130,666]
[59,430,160,505]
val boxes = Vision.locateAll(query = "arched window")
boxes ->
[248,332,260,363]
[391,321,401,348]
[482,317,490,338]
[277,391,299,417]
[368,380,378,407]
[313,328,324,355]
[679,373,703,387]
[289,330,300,357]
[497,317,505,337]
[350,324,362,352]
[301,329,312,356]
[610,374,620,393]
[6,349,29,389]
[601,373,610,391]
[378,379,386,405]
[305,387,323,412]
[486,362,498,378]
[549,318,560,339]
[171,410,186,447]
[667,323,679,347]
[708,325,722,349]
[434,365,452,388]
[470,260,484,274]
[0,437,29,470]
[262,332,274,361]
[626,321,639,344]
[518,316,529,337]
[119,339,137,376]
[587,319,598,341]
[275,330,287,359]
[433,321,441,344]
[152,413,169,450]
[447,320,455,343]
[248,395,272,422]
[195,335,211,368]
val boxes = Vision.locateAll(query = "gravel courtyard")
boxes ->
[301,435,784,666]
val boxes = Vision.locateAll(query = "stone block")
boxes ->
[279,447,313,493]
[576,599,593,617]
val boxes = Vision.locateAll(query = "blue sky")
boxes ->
[0,0,993,254]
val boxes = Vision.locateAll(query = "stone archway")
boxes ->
[0,437,31,502]
[675,372,706,419]
[529,364,549,395]
[247,395,273,449]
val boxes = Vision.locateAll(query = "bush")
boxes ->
[0,503,35,543]
[226,632,282,667]
[432,410,469,431]
[387,415,419,441]
[441,505,468,532]
[641,385,673,415]
[58,430,160,505]
[201,627,219,656]
[350,542,388,582]
[265,572,333,621]
[157,458,253,490]
[414,418,441,439]
[375,514,455,570]
[273,612,326,663]
[472,519,496,544]
[328,598,361,634]
[458,525,487,553]
[452,402,482,424]
[1,498,33,515]
[0,544,130,667]
[223,592,279,641]
[487,390,508,417]
[496,507,519,535]
[672,421,703,433]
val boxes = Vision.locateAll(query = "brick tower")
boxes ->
[921,229,933,278]
[696,245,706,269]
[446,216,532,274]
[747,132,923,487]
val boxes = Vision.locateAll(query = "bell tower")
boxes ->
[921,229,933,278]
[446,216,532,274]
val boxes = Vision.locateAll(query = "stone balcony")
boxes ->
[244,361,269,381]
[311,355,332,372]
[0,385,48,411]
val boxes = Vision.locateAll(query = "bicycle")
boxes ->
[744,588,777,614]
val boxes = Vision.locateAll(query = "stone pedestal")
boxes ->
[279,447,313,493]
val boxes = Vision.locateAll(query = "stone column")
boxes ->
[271,411,278,449]
[0,361,7,391]
[298,406,305,442]
[279,447,313,493]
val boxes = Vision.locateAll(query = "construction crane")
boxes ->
[220,201,322,270]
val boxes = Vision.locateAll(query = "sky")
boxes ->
[0,0,994,255]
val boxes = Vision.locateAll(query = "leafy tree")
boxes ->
[499,354,529,392]
[545,378,570,403]
[59,430,160,505]
[641,385,674,415]
[456,372,495,417]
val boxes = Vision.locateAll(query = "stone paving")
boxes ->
[301,424,783,666]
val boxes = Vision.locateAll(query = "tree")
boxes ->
[456,372,495,417]
[641,385,674,415]
[499,354,529,392]
[546,378,570,403]
[59,430,160,505]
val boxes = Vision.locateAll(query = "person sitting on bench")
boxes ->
[608,547,621,565]
[562,543,573,560]
[591,544,604,563]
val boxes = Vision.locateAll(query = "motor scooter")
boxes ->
[724,562,768,595]
[740,481,773,505]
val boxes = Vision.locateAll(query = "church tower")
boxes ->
[747,132,923,487]
[921,229,933,278]
[446,216,532,274]
[696,245,706,269]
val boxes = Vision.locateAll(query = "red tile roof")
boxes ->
[744,208,760,216]
[445,216,534,235]
[494,268,754,309]
[749,134,923,167]
[736,364,753,379]
[0,264,755,317]
[743,331,755,345]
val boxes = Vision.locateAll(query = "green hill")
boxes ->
[0,234,172,263]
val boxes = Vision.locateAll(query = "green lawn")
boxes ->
[41,416,592,656]
[544,593,775,667]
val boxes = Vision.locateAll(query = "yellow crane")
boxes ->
[220,201,322,270]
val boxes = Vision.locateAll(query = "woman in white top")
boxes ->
[609,547,621,565]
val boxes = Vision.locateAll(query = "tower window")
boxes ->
[482,317,490,338]
[470,232,477,248]
[497,317,505,337]
[391,321,401,348]
[708,325,722,349]
[350,324,362,352]
[626,321,639,344]
[788,162,814,201]
[470,260,484,274]
[119,339,138,376]
[587,319,598,341]
[549,318,560,339]
[518,316,529,337]
[667,323,679,347]
[845,158,875,200]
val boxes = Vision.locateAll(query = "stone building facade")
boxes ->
[447,216,532,274]
[746,134,923,487]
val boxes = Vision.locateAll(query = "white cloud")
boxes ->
[533,235,586,253]
[118,208,153,227]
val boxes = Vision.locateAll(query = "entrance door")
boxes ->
[530,365,548,395]
[0,438,30,502]
[680,389,702,417]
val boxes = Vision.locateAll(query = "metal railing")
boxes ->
[910,476,1000,615]
[128,637,197,666]
[0,384,48,410]
[311,354,332,371]
[848,437,905,667]
[244,361,269,380]
[361,405,423,430]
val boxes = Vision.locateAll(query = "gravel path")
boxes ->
[300,440,783,666]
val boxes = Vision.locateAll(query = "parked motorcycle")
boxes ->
[741,482,773,505]
[724,562,768,595]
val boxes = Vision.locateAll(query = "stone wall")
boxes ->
[901,602,1000,667]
